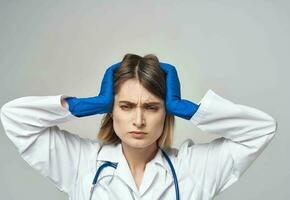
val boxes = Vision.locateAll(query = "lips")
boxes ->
[129,131,147,134]
[129,131,147,139]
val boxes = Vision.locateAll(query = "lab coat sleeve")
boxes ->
[0,94,101,194]
[179,89,278,198]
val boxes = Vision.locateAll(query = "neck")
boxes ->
[121,142,159,172]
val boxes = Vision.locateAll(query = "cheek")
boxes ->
[113,110,131,123]
[112,111,130,137]
[112,114,121,129]
[149,114,166,136]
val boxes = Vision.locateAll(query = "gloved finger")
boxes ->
[159,62,172,74]
[159,62,181,99]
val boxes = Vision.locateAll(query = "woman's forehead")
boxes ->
[115,79,162,103]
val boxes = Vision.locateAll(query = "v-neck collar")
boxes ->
[96,143,171,196]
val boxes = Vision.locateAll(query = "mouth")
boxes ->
[130,131,147,134]
[129,131,147,139]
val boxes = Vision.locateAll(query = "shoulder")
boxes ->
[161,139,196,157]
[168,138,226,168]
[75,136,101,176]
[160,139,196,167]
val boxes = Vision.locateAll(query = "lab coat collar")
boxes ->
[97,143,170,173]
[96,143,123,164]
[96,143,170,196]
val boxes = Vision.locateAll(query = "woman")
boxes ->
[0,53,277,200]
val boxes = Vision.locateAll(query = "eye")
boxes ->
[146,106,158,111]
[120,105,131,110]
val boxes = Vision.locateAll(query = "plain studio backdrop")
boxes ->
[0,0,288,199]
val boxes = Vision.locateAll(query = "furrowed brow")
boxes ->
[118,101,162,106]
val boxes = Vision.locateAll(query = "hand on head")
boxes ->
[65,60,199,119]
[65,62,121,117]
[159,62,200,120]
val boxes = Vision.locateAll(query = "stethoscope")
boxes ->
[89,148,180,200]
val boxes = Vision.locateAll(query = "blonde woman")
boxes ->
[0,53,277,200]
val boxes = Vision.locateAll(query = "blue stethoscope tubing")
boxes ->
[89,149,180,200]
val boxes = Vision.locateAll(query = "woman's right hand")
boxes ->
[65,62,121,117]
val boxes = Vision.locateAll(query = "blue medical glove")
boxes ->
[65,62,122,117]
[159,62,200,120]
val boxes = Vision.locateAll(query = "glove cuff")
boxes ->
[178,99,200,120]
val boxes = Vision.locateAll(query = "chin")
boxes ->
[123,138,155,149]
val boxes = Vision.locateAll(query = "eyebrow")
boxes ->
[118,101,162,106]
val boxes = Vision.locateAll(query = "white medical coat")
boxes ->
[0,89,277,200]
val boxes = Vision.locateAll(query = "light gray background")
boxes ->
[0,0,288,199]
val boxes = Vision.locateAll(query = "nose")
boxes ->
[133,107,145,128]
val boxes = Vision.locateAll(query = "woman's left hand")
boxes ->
[159,62,200,120]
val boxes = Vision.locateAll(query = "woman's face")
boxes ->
[112,79,166,149]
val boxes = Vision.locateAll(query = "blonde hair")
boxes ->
[97,53,175,149]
